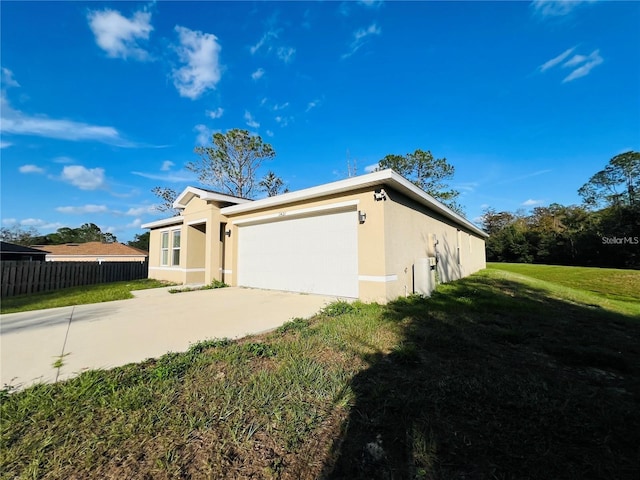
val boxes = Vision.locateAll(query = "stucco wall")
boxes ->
[222,187,389,303]
[383,188,486,299]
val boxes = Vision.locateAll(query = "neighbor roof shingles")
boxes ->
[32,242,148,256]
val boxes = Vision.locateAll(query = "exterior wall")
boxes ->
[147,197,228,285]
[146,181,486,300]
[383,188,486,299]
[222,187,389,303]
[45,255,146,262]
[148,222,185,284]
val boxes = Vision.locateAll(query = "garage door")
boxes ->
[237,209,359,298]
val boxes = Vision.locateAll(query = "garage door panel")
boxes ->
[237,210,358,297]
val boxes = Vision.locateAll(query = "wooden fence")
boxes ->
[0,261,149,298]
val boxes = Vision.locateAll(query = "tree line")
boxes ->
[482,151,639,269]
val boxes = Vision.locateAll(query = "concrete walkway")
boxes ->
[1,287,334,390]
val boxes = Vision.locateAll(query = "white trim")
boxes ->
[358,274,398,282]
[220,269,233,274]
[173,187,252,209]
[142,216,183,229]
[149,267,206,273]
[231,200,360,226]
[187,218,208,225]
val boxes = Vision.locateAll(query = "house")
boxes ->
[142,169,488,303]
[0,241,49,262]
[32,242,148,263]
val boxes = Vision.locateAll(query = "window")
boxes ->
[172,230,181,266]
[161,232,169,266]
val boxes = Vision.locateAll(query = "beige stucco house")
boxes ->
[142,169,488,303]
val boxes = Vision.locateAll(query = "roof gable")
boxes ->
[173,187,252,210]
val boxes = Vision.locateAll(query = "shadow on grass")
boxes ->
[323,274,640,479]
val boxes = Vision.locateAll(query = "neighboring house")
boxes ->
[32,242,148,263]
[0,241,49,262]
[142,169,488,303]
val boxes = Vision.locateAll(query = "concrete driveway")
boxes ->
[1,287,334,390]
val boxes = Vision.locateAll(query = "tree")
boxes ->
[578,151,640,208]
[259,170,288,197]
[376,149,463,213]
[46,223,116,244]
[151,187,179,214]
[128,232,150,252]
[0,225,44,246]
[190,128,276,198]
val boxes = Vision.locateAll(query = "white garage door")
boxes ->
[237,210,359,298]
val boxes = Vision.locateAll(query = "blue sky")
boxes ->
[1,0,639,242]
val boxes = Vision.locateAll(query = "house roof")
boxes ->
[220,169,489,238]
[142,169,488,238]
[31,242,148,257]
[173,186,251,210]
[0,241,49,254]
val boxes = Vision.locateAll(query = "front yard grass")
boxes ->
[0,279,172,314]
[1,267,639,479]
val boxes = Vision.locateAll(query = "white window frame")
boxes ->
[171,229,181,266]
[161,231,170,266]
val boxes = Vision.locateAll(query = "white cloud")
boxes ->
[17,218,64,230]
[160,160,174,171]
[172,26,222,100]
[250,31,277,55]
[206,107,224,119]
[56,204,109,214]
[522,199,544,206]
[244,111,260,128]
[0,141,12,149]
[61,165,106,190]
[87,8,153,60]
[539,47,603,83]
[125,206,156,216]
[251,68,265,80]
[127,218,143,228]
[539,47,575,72]
[19,164,45,174]
[562,49,603,82]
[342,23,381,59]
[1,94,130,145]
[274,115,293,127]
[266,130,274,137]
[531,0,597,17]
[272,102,289,111]
[194,124,212,145]
[277,47,296,63]
[131,170,195,183]
[1,68,20,87]
[306,99,320,112]
[364,163,379,173]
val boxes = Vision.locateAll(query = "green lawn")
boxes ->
[2,267,639,479]
[0,279,172,314]
[488,262,640,317]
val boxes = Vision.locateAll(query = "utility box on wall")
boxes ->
[414,257,437,295]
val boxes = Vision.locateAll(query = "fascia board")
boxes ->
[173,186,252,209]
[141,216,184,229]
